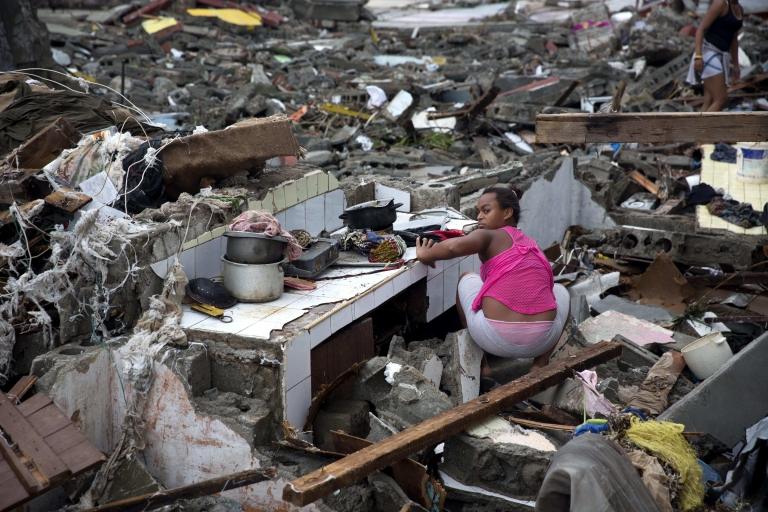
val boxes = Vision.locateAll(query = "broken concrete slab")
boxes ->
[443,417,556,500]
[660,331,768,447]
[439,330,483,405]
[387,335,443,388]
[592,294,674,324]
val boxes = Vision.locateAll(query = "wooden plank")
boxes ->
[56,440,105,474]
[44,188,92,215]
[0,430,45,493]
[0,394,69,487]
[627,170,659,196]
[6,375,37,403]
[27,403,70,438]
[47,425,87,456]
[535,112,768,143]
[17,394,52,417]
[283,341,622,506]
[83,467,276,512]
[0,457,30,512]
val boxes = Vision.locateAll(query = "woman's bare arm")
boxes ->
[415,229,493,266]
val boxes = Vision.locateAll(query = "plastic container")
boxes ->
[681,332,733,380]
[736,142,768,184]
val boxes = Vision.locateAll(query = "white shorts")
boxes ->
[457,273,570,358]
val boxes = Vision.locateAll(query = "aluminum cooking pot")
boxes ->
[339,199,403,231]
[221,257,285,303]
[224,231,288,264]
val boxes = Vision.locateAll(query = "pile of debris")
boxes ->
[1,0,768,511]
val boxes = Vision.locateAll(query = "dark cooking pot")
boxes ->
[339,199,403,231]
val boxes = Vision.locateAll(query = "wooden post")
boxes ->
[283,341,622,506]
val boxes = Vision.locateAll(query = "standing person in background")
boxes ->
[686,0,743,112]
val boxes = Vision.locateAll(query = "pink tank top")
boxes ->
[471,226,556,314]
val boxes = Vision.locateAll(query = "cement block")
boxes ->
[410,181,460,212]
[660,332,768,447]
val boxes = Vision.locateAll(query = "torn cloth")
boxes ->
[719,416,768,511]
[627,351,686,416]
[228,210,302,260]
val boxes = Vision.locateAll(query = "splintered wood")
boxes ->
[0,392,105,511]
[283,341,622,506]
[535,112,768,143]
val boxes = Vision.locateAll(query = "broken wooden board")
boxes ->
[44,188,92,215]
[535,112,768,143]
[628,170,659,196]
[283,341,621,506]
[0,393,105,511]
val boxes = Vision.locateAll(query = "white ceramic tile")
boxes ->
[197,231,212,244]
[264,292,304,308]
[283,332,310,390]
[211,226,226,238]
[317,172,329,194]
[150,257,169,279]
[216,236,227,261]
[243,322,277,340]
[460,255,474,276]
[285,203,306,232]
[472,255,482,273]
[192,305,263,335]
[285,376,312,429]
[353,291,376,319]
[180,307,209,328]
[304,195,325,236]
[261,307,306,329]
[195,239,221,280]
[312,282,356,300]
[289,294,342,311]
[260,192,274,213]
[374,280,395,307]
[309,318,332,349]
[305,170,320,197]
[443,262,460,310]
[284,181,299,208]
[247,199,262,211]
[393,270,411,294]
[426,273,444,321]
[330,304,354,333]
[328,172,340,191]
[411,263,428,283]
[324,189,346,233]
[427,259,445,280]
[179,248,196,279]
[295,177,308,202]
[276,211,287,229]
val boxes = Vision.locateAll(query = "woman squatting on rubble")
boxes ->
[415,185,569,376]
[687,0,743,111]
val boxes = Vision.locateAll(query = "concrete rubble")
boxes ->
[0,0,767,511]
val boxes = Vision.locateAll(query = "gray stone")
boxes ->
[349,357,452,431]
[101,457,162,503]
[367,412,397,442]
[152,76,177,103]
[660,331,768,447]
[410,181,461,212]
[320,483,374,512]
[368,473,423,512]
[387,335,443,388]
[313,399,370,451]
[171,345,211,396]
[194,389,274,446]
[304,150,336,167]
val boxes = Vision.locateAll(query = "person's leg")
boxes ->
[704,74,728,111]
[701,87,712,112]
[531,284,571,369]
[455,272,473,328]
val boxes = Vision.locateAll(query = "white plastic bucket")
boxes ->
[681,332,733,380]
[736,142,768,184]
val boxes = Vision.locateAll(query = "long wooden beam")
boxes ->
[535,112,768,143]
[283,341,622,506]
[83,467,277,512]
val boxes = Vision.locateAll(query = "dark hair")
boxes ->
[482,185,523,224]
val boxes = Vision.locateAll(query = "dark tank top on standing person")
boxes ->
[705,0,743,51]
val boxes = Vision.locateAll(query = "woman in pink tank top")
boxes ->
[416,186,569,369]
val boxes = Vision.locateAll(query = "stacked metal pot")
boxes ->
[221,232,288,303]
